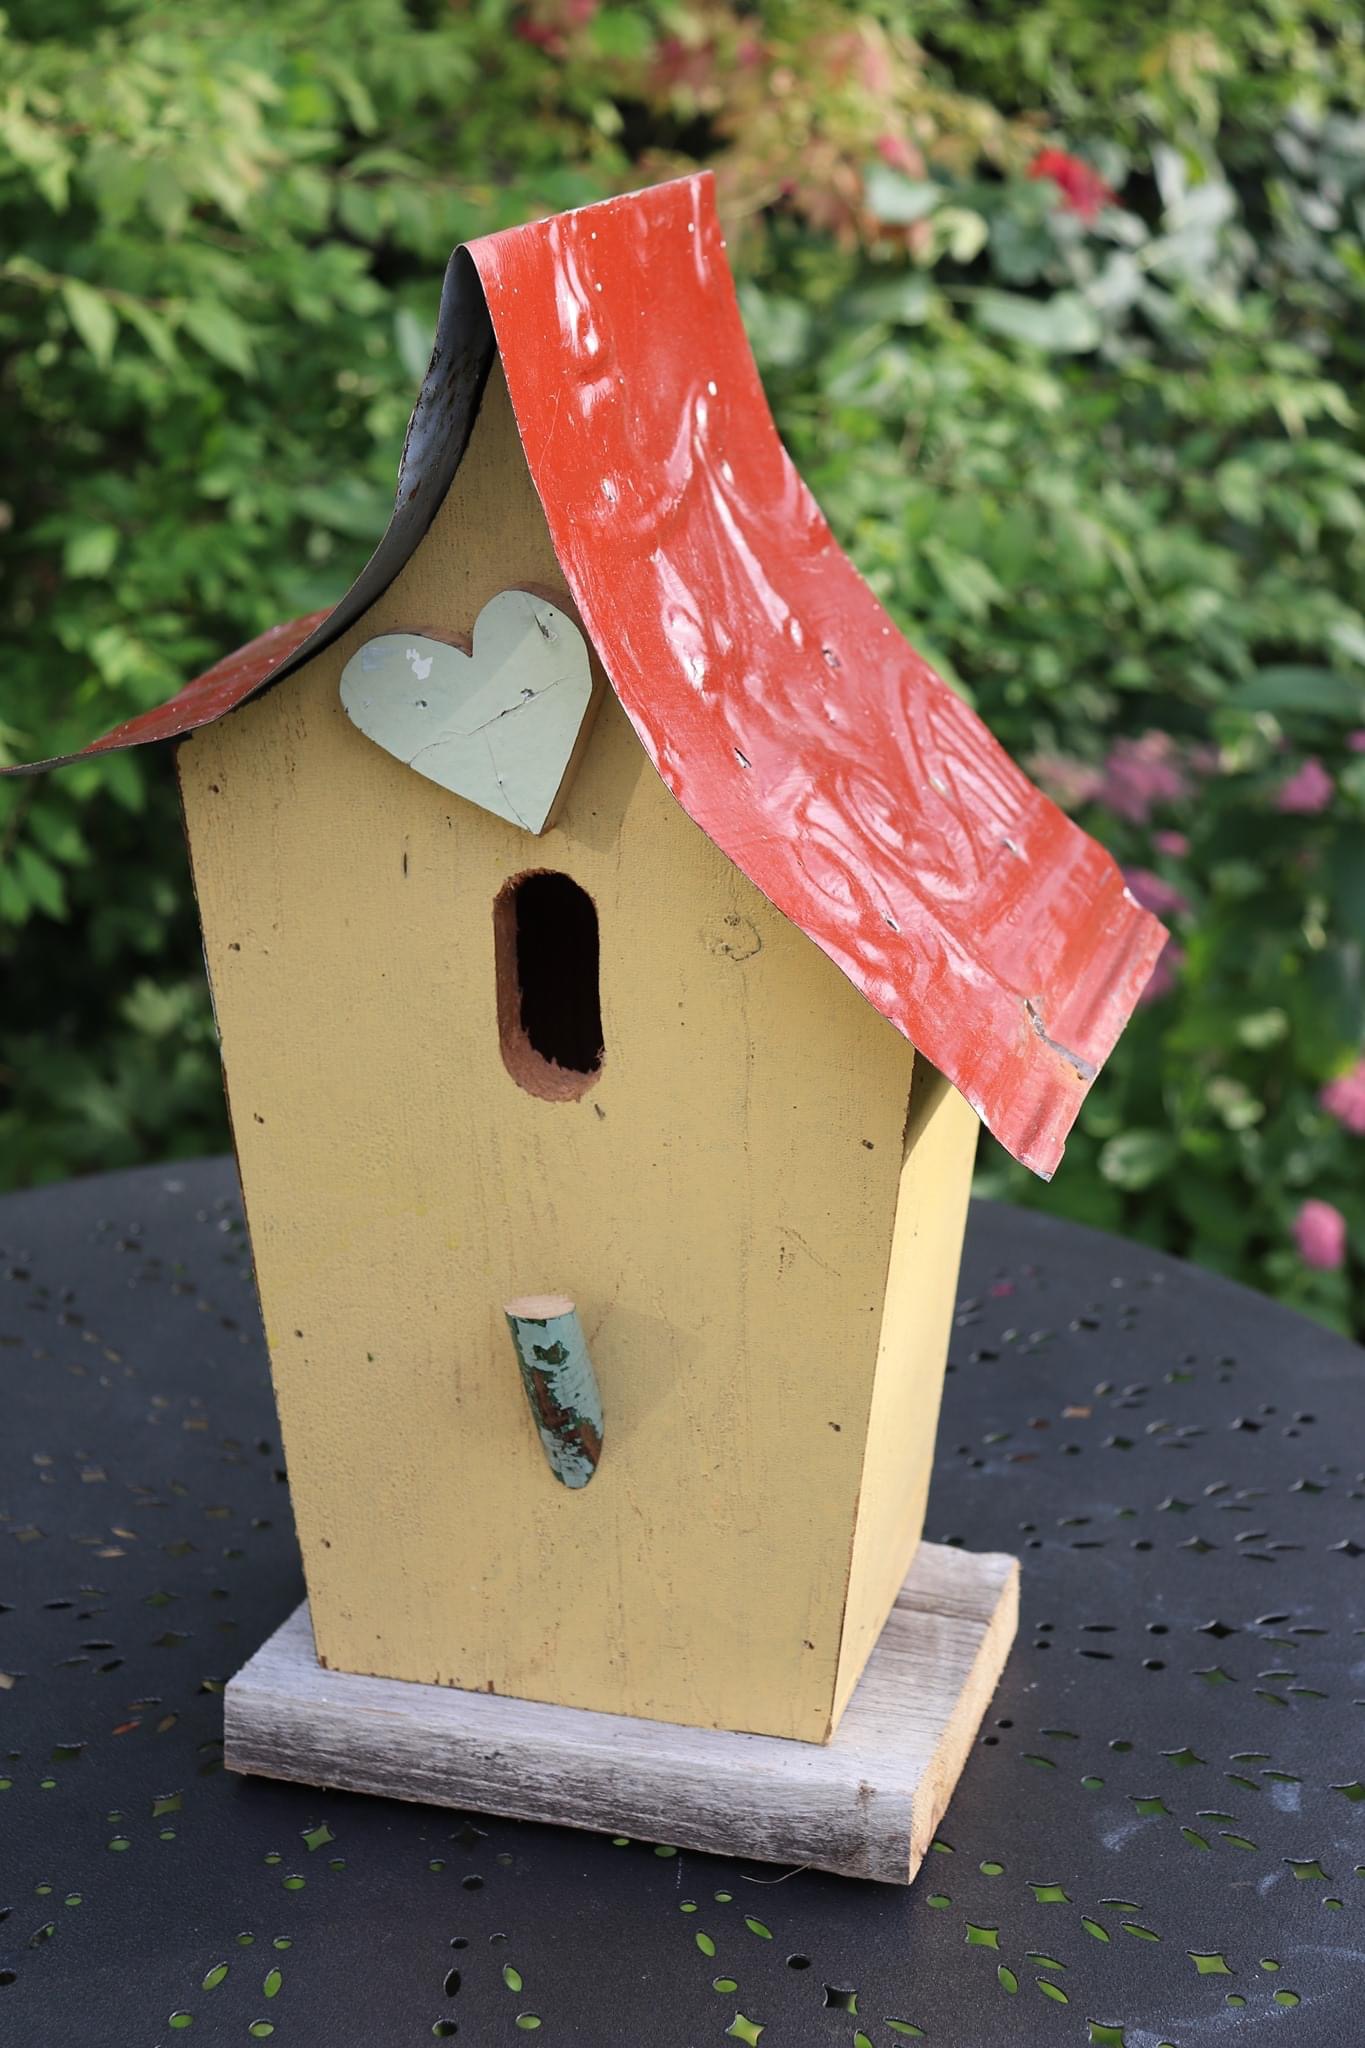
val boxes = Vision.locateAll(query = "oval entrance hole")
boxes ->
[494,871,604,1102]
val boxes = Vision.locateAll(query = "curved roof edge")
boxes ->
[2,248,495,772]
[2,172,1164,1176]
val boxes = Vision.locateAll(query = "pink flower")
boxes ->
[1138,937,1184,1005]
[1276,758,1334,814]
[1320,1059,1365,1136]
[1100,732,1190,824]
[1153,830,1189,857]
[1294,1198,1348,1272]
[1348,730,1365,754]
[875,132,918,173]
[1122,866,1189,919]
[1028,148,1116,223]
[1027,751,1104,811]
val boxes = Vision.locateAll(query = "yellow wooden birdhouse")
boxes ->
[6,175,1164,1776]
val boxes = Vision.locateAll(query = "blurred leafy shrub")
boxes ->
[3,2,1365,1328]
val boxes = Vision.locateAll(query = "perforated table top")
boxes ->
[2,1158,1362,2048]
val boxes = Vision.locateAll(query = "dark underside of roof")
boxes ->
[0,248,497,772]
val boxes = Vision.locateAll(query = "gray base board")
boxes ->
[224,1542,1018,1885]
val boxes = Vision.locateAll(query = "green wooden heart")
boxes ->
[339,588,594,834]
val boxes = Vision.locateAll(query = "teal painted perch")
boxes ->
[504,1294,603,1488]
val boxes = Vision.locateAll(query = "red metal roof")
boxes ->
[466,175,1164,1175]
[3,172,1164,1175]
[12,613,331,764]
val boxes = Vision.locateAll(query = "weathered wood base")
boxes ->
[224,1542,1018,1885]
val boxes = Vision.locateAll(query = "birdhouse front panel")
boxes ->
[176,363,967,1744]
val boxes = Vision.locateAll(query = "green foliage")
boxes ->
[4,1,1365,1329]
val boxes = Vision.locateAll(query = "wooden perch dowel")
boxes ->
[504,1294,603,1488]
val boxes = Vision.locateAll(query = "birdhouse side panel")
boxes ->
[177,367,918,1742]
[832,1067,980,1727]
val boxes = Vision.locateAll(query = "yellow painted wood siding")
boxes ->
[832,1069,980,1726]
[179,364,965,1742]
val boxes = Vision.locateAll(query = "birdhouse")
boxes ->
[7,173,1163,1871]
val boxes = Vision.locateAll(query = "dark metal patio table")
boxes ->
[2,1157,1362,2048]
